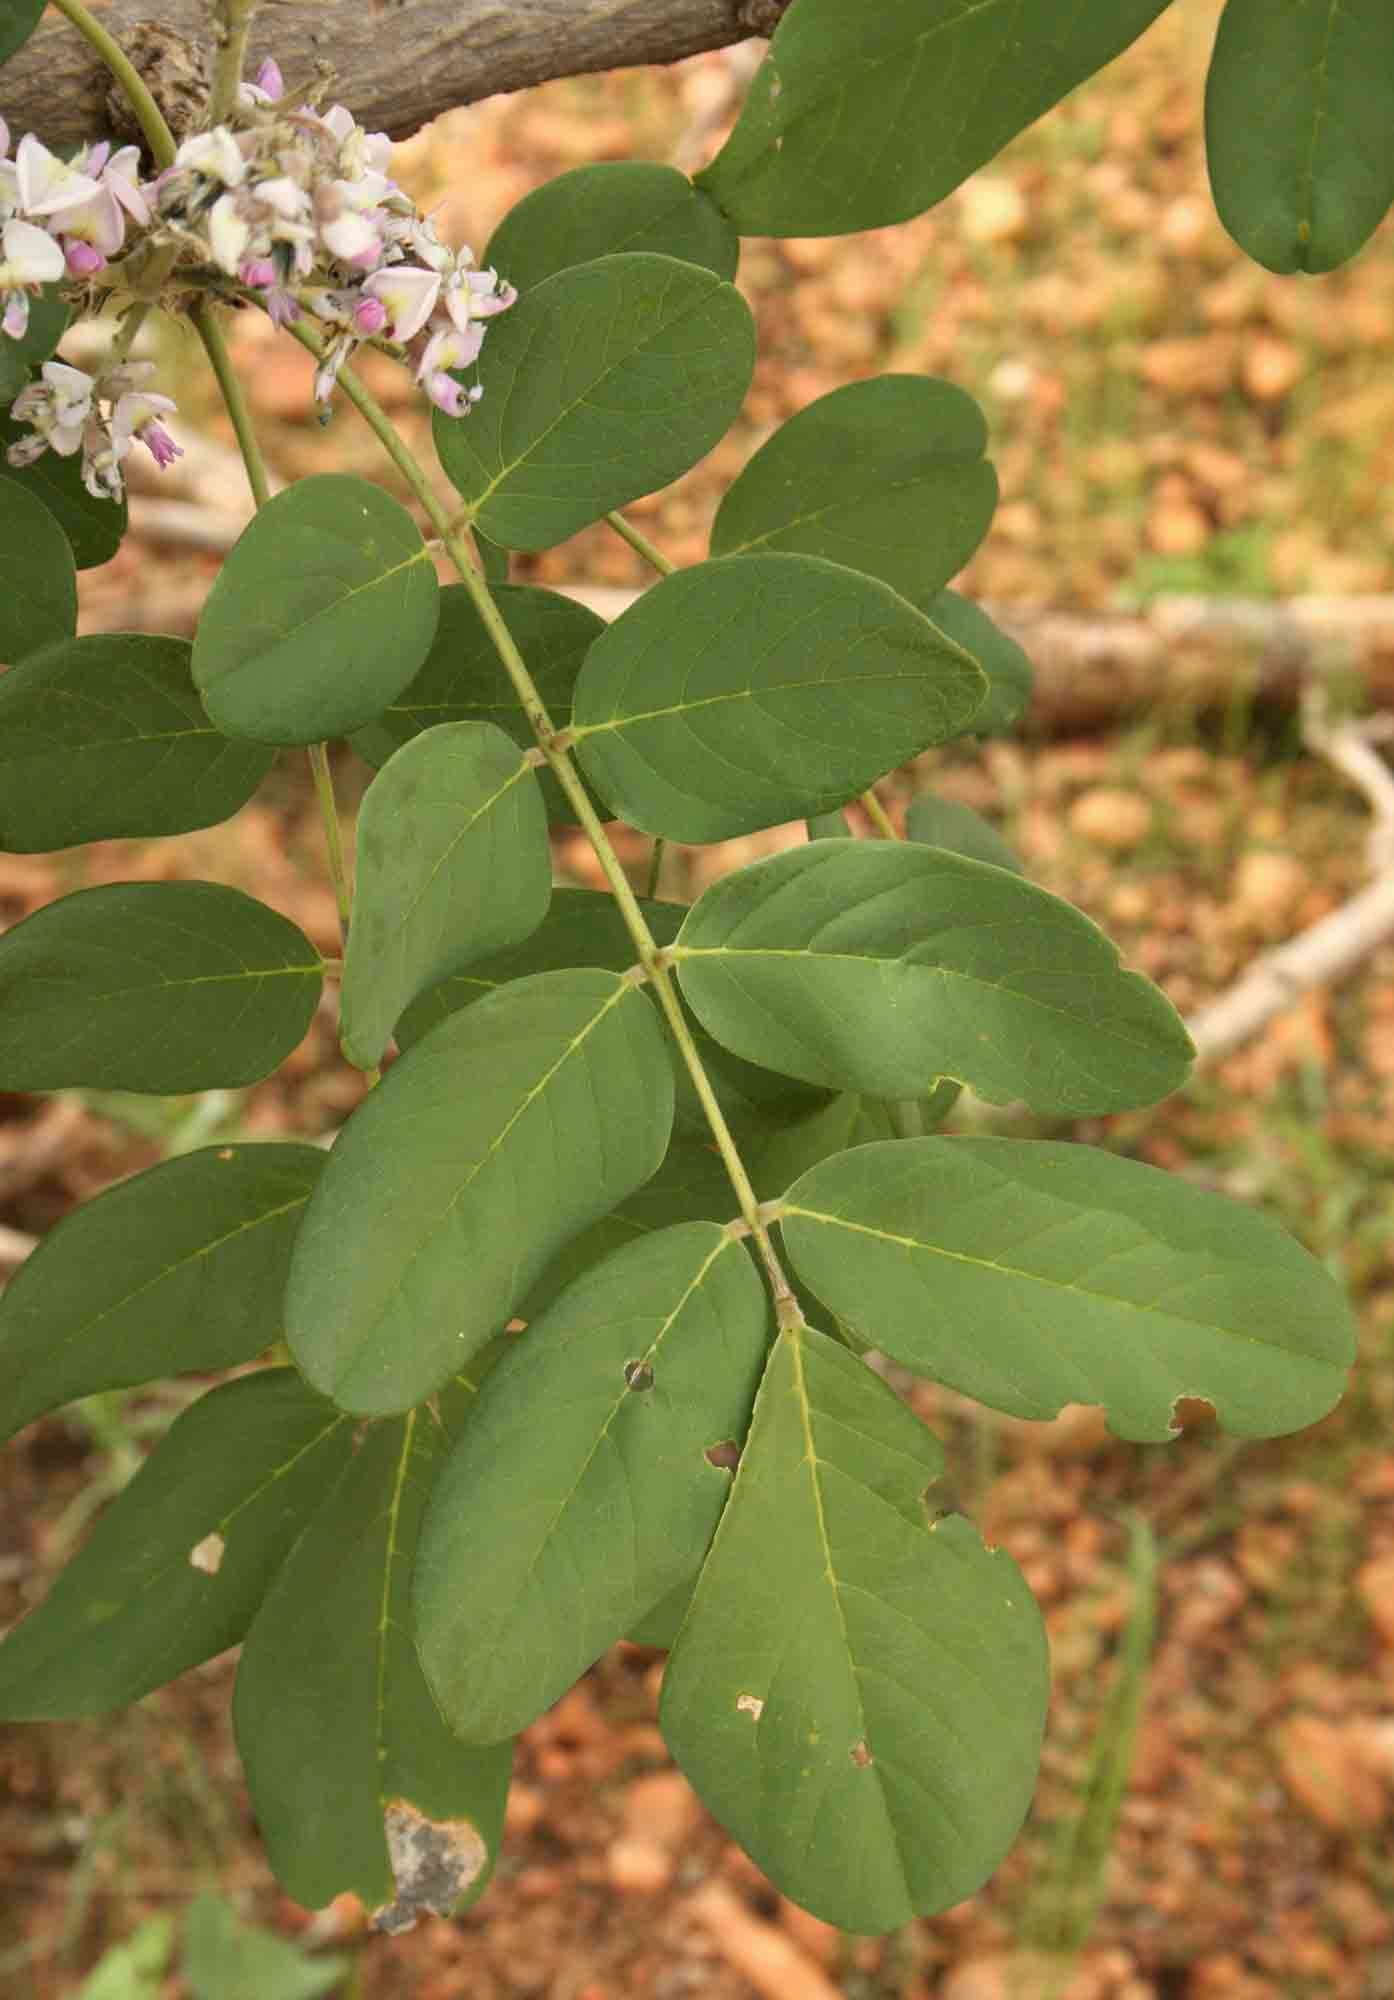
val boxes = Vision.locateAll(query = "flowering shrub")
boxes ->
[0,0,1381,1944]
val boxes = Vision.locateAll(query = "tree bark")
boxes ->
[0,0,784,154]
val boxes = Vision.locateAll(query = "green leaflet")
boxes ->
[0,408,126,569]
[0,285,70,404]
[0,0,44,66]
[0,1370,351,1717]
[181,1895,347,2000]
[0,479,75,663]
[414,1222,769,1743]
[433,252,755,549]
[905,792,1023,873]
[340,722,551,1069]
[0,881,323,1093]
[392,887,830,1140]
[0,634,273,851]
[234,1380,511,1923]
[191,475,440,744]
[779,1138,1357,1442]
[349,582,605,824]
[571,555,987,842]
[674,840,1194,1112]
[394,887,670,1049]
[521,1093,860,1318]
[922,590,1033,737]
[710,377,997,600]
[0,1143,324,1442]
[660,1324,1048,1932]
[1206,0,1394,273]
[484,162,738,290]
[286,968,674,1414]
[697,0,1175,235]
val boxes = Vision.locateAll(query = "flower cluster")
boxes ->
[156,61,517,416]
[9,358,179,499]
[0,117,149,332]
[1,57,516,500]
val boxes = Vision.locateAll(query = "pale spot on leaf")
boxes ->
[189,1532,225,1574]
[371,1800,488,1934]
[851,1739,873,1768]
[736,1694,764,1720]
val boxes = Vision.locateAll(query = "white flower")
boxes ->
[46,183,126,258]
[207,192,252,274]
[100,146,152,226]
[15,134,99,216]
[0,216,64,286]
[9,361,95,457]
[174,127,247,188]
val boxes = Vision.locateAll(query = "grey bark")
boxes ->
[0,0,785,154]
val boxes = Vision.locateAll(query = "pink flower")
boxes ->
[239,255,278,289]
[351,293,388,335]
[65,240,105,277]
[417,321,484,382]
[424,372,483,417]
[361,262,439,342]
[111,389,182,470]
[255,57,284,100]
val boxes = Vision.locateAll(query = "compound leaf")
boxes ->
[711,377,996,599]
[192,475,439,744]
[434,253,755,550]
[349,583,605,824]
[485,162,738,290]
[0,634,273,850]
[697,0,1174,235]
[674,840,1193,1112]
[0,479,75,663]
[0,1370,351,1718]
[0,881,322,1093]
[1206,0,1394,273]
[779,1138,1357,1442]
[287,968,674,1414]
[415,1222,768,1743]
[572,555,987,842]
[234,1379,510,1924]
[660,1323,1047,1932]
[340,722,551,1069]
[0,1143,324,1443]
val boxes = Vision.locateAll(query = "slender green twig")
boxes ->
[645,838,667,900]
[209,0,261,126]
[49,0,177,168]
[191,303,273,508]
[860,785,901,840]
[293,329,799,1309]
[606,509,676,576]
